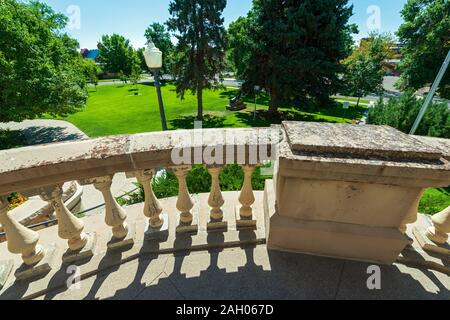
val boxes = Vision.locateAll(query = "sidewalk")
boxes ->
[0,119,138,216]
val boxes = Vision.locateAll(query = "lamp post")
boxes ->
[144,41,168,131]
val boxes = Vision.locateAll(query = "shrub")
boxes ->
[118,164,272,206]
[367,91,450,138]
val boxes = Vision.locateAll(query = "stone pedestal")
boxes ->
[145,213,169,242]
[108,222,136,250]
[15,244,57,281]
[235,206,257,230]
[62,233,97,264]
[266,122,450,265]
[0,260,13,290]
[207,218,228,232]
[413,214,450,256]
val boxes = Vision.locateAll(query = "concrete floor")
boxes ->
[37,245,450,300]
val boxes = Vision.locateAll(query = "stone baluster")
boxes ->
[92,175,129,239]
[0,196,44,266]
[426,206,450,244]
[171,165,194,224]
[238,165,256,219]
[207,166,225,221]
[39,185,89,252]
[135,169,164,229]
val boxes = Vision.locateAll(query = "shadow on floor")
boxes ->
[2,229,448,300]
[41,234,450,300]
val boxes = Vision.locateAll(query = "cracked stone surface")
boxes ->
[283,121,443,161]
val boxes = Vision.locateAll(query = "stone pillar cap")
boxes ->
[283,122,443,162]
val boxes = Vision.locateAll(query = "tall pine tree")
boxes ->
[241,0,356,115]
[167,0,227,121]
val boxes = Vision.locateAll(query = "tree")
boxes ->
[397,0,450,98]
[80,59,101,89]
[144,23,175,75]
[0,0,88,122]
[130,63,142,85]
[227,16,253,79]
[368,90,449,138]
[167,0,227,120]
[97,34,137,77]
[342,33,393,107]
[240,0,357,115]
[136,47,149,71]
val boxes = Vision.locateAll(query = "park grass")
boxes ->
[51,83,365,137]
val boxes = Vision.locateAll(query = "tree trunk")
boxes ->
[356,96,361,108]
[268,90,278,117]
[197,84,203,121]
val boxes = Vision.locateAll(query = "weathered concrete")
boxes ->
[35,246,450,300]
[284,122,442,161]
[0,128,278,196]
[0,260,13,290]
[267,122,450,264]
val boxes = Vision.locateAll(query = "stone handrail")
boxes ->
[0,127,279,274]
[0,123,449,280]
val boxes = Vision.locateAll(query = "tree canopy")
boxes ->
[167,0,227,120]
[227,16,253,79]
[239,0,357,114]
[97,34,139,76]
[342,33,393,106]
[397,0,450,98]
[0,0,88,122]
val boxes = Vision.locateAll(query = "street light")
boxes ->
[144,40,168,131]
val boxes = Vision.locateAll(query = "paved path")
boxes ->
[0,119,88,146]
[0,119,137,215]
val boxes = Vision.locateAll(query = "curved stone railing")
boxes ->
[1,123,449,284]
[0,127,279,278]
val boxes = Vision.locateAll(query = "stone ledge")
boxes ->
[283,122,442,161]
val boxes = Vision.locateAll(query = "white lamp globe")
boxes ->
[144,41,163,69]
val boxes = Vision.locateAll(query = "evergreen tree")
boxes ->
[241,0,356,115]
[167,0,227,120]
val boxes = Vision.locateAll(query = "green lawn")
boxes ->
[51,83,366,137]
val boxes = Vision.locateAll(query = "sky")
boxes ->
[39,0,408,49]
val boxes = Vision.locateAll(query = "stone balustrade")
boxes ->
[0,128,277,281]
[0,124,449,284]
